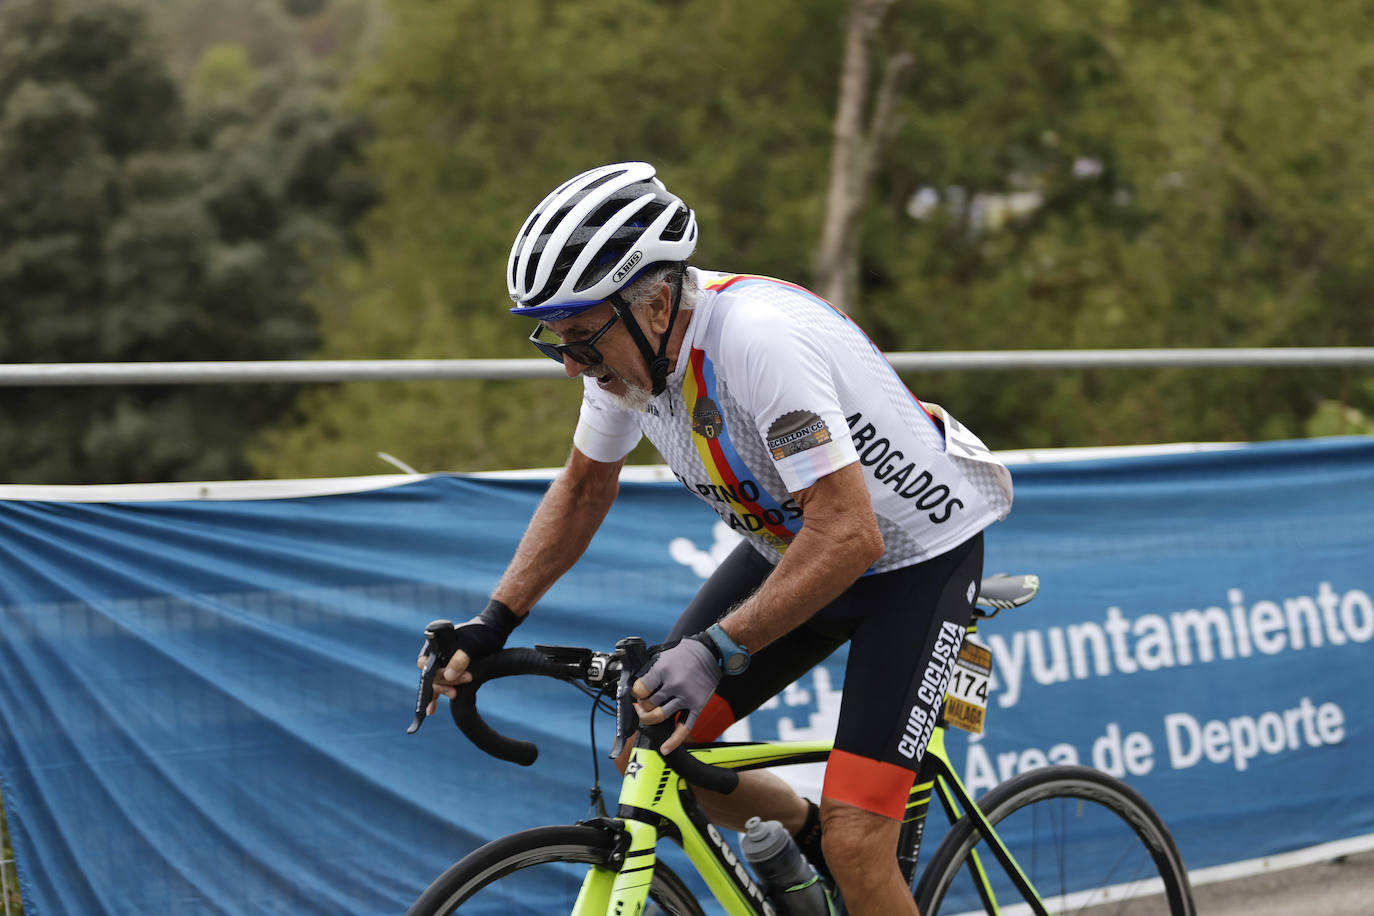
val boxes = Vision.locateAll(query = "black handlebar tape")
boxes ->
[663,745,740,794]
[449,648,571,766]
[638,721,740,795]
[450,644,745,793]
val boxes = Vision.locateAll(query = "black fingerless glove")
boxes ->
[452,599,524,662]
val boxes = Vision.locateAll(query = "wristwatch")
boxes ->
[705,622,751,675]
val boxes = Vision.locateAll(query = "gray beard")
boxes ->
[585,366,656,412]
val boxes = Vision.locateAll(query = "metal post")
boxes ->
[1,856,13,916]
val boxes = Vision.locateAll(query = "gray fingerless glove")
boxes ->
[636,634,723,733]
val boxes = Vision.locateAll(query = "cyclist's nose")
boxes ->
[562,354,583,378]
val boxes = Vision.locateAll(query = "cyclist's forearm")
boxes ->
[722,525,876,650]
[491,448,622,616]
[719,463,883,651]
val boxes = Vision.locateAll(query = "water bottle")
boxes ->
[740,816,833,916]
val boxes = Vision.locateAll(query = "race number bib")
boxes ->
[944,640,992,734]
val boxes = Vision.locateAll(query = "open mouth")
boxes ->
[586,368,618,389]
[585,366,654,412]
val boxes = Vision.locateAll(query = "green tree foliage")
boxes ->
[133,0,385,81]
[255,0,1374,477]
[191,43,257,103]
[253,0,846,477]
[139,0,298,81]
[865,0,1374,446]
[0,0,374,484]
[285,0,330,19]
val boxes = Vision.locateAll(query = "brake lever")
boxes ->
[407,619,458,734]
[609,636,650,758]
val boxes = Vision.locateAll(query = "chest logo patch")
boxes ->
[767,410,832,460]
[692,396,724,439]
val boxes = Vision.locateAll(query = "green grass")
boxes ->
[0,791,23,915]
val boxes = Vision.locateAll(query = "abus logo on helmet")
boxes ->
[612,250,643,283]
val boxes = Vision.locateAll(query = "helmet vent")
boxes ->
[659,207,690,242]
[507,162,698,315]
[573,243,630,293]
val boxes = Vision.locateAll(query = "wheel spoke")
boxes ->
[914,766,1194,916]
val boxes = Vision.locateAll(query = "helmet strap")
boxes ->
[610,265,685,397]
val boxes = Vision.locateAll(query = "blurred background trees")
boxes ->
[0,0,375,483]
[861,0,1374,448]
[1,0,1371,483]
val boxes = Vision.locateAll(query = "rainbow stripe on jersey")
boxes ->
[683,346,802,553]
[704,273,943,439]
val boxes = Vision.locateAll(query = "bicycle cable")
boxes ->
[567,679,617,819]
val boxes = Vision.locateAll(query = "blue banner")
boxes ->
[0,437,1371,914]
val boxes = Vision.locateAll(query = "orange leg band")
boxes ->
[822,749,915,820]
[688,694,737,742]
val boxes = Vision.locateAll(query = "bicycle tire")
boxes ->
[914,765,1195,916]
[407,824,707,916]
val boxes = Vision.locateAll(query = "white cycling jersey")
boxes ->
[573,269,1013,573]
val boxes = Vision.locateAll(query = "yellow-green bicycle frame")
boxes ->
[566,728,1048,916]
[570,739,831,915]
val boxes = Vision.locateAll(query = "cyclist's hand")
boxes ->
[414,649,471,715]
[633,635,721,754]
[415,600,524,716]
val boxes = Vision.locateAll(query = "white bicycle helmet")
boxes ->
[507,162,698,321]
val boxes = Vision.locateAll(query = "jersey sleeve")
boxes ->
[572,378,643,463]
[729,307,859,493]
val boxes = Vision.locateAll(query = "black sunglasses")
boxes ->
[528,310,621,366]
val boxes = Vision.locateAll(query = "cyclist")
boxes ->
[421,161,1013,914]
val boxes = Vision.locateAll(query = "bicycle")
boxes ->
[405,574,1196,915]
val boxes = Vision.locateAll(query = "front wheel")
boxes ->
[915,765,1195,915]
[407,824,706,916]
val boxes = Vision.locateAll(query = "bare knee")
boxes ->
[820,800,900,884]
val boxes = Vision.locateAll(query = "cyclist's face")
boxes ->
[543,303,650,398]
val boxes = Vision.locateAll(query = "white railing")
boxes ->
[0,348,1371,386]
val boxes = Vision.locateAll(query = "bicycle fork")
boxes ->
[570,744,781,916]
[570,817,660,915]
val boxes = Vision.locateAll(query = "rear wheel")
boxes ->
[406,824,706,916]
[915,765,1195,915]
